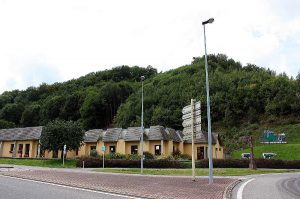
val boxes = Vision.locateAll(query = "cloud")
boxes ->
[0,0,299,93]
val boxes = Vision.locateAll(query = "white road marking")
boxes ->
[237,178,255,199]
[0,175,140,199]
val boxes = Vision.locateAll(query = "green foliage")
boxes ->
[104,153,127,160]
[0,103,24,125]
[21,104,41,127]
[143,151,155,160]
[40,119,84,159]
[0,119,16,129]
[90,149,98,157]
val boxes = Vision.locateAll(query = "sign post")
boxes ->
[182,100,201,181]
[102,146,106,168]
[63,144,66,166]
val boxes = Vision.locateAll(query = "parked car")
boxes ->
[262,153,277,159]
[241,153,251,159]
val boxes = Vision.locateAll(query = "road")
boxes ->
[232,172,300,199]
[0,175,135,199]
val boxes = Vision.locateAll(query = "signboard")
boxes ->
[182,117,201,127]
[101,146,106,152]
[182,101,201,114]
[63,144,67,154]
[182,110,201,120]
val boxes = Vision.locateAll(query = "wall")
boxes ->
[1,141,15,157]
[125,141,140,154]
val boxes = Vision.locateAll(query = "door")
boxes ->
[197,147,204,160]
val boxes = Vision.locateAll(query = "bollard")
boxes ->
[83,161,85,169]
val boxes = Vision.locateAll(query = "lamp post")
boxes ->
[140,75,145,174]
[202,17,214,184]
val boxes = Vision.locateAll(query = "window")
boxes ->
[219,148,222,151]
[75,149,79,156]
[154,145,161,155]
[110,146,116,153]
[90,146,96,151]
[9,144,14,153]
[52,150,58,158]
[131,145,138,154]
[24,144,30,157]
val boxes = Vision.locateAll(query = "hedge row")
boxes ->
[196,159,300,169]
[76,157,300,169]
[76,157,184,168]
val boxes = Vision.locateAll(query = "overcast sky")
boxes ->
[0,0,299,93]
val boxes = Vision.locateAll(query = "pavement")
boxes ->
[0,164,238,199]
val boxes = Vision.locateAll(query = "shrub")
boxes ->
[156,154,174,160]
[174,154,192,161]
[172,149,181,156]
[90,149,98,157]
[126,154,141,160]
[105,153,126,160]
[196,159,300,169]
[143,151,155,160]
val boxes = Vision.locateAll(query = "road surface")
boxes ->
[0,175,135,199]
[232,172,300,199]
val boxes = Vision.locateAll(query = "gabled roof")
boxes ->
[84,129,104,142]
[184,131,218,144]
[147,126,169,141]
[103,128,123,142]
[165,128,182,142]
[0,126,42,141]
[124,127,141,141]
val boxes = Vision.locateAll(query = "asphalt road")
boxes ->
[232,172,300,199]
[0,175,136,199]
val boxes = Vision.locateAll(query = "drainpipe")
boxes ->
[161,140,164,154]
[0,141,3,157]
[12,141,17,158]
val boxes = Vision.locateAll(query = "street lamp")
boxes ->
[140,75,145,174]
[202,17,214,184]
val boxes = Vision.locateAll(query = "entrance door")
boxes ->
[18,144,23,158]
[197,147,204,160]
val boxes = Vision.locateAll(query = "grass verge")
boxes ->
[0,158,76,168]
[92,168,299,176]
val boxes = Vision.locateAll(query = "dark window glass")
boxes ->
[110,146,116,153]
[131,145,138,154]
[154,145,161,155]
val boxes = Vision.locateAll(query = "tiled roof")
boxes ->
[0,126,42,141]
[103,128,122,142]
[165,128,182,142]
[124,127,142,141]
[84,129,104,142]
[184,131,217,144]
[147,126,169,141]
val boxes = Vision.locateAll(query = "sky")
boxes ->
[0,0,299,93]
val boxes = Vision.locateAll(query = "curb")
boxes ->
[223,179,242,199]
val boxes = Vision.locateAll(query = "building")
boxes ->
[0,126,224,160]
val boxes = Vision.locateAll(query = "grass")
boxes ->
[0,158,76,168]
[92,168,299,176]
[232,143,300,160]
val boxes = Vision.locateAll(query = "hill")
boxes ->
[0,54,299,155]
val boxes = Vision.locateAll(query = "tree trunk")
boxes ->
[249,136,257,170]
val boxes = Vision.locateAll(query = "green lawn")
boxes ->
[0,158,76,168]
[232,143,300,160]
[92,168,298,176]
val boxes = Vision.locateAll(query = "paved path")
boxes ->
[231,172,300,199]
[0,165,236,199]
[0,175,131,199]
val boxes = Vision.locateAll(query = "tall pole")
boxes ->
[191,99,196,181]
[203,18,214,184]
[141,76,145,174]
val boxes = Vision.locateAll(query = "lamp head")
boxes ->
[140,76,145,81]
[202,18,214,25]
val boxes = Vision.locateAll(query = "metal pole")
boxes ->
[141,76,145,174]
[191,99,196,181]
[203,24,213,184]
[103,152,105,169]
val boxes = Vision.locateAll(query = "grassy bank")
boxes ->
[0,158,76,168]
[92,168,299,176]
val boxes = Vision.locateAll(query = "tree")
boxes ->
[40,120,84,159]
[21,104,41,127]
[0,103,24,125]
[0,119,15,129]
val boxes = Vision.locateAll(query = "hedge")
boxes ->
[76,157,300,169]
[76,157,184,168]
[196,159,300,169]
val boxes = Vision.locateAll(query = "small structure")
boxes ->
[260,130,287,144]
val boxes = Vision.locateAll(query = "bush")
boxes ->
[143,151,155,160]
[104,153,126,160]
[196,159,300,169]
[126,154,141,160]
[156,154,174,160]
[90,149,98,157]
[76,157,184,168]
[173,154,192,161]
